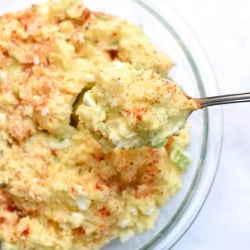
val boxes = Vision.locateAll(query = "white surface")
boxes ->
[166,0,250,249]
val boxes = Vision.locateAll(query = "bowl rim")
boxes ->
[132,1,223,249]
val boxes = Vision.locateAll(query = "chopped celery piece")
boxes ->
[170,145,191,171]
[151,138,166,148]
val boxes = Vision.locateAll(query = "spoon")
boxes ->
[75,63,250,150]
[77,88,250,151]
[195,92,250,108]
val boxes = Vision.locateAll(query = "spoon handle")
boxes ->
[195,92,250,108]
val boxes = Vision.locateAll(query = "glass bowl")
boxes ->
[0,0,223,249]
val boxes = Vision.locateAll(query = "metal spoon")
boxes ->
[195,92,250,108]
[75,85,250,150]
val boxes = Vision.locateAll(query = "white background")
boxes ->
[167,0,250,249]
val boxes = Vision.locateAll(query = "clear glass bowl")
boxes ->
[0,1,223,249]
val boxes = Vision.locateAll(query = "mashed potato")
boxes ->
[0,0,190,249]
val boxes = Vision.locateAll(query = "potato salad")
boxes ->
[0,0,192,249]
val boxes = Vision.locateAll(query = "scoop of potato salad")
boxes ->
[77,62,199,150]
